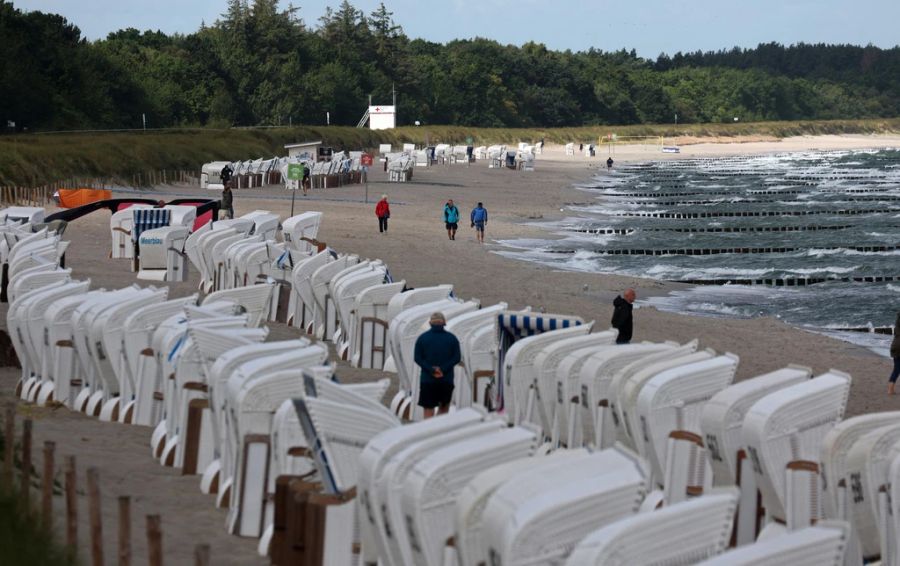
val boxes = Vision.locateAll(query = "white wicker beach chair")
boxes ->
[351,280,406,369]
[742,371,851,530]
[565,487,739,566]
[444,303,508,409]
[696,521,851,566]
[281,211,323,254]
[291,248,332,332]
[479,447,648,566]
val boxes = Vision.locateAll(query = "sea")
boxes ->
[496,149,900,357]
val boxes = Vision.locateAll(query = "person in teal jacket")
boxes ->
[443,199,460,240]
[470,202,488,243]
[413,312,461,418]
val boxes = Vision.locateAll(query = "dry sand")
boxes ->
[2,133,899,564]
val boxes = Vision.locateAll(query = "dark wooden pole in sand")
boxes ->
[87,467,104,566]
[2,403,13,491]
[65,455,78,552]
[118,496,131,566]
[42,441,55,527]
[146,514,162,566]
[21,418,32,511]
[194,543,210,566]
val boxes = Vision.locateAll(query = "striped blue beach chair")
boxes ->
[493,310,585,412]
[132,208,171,242]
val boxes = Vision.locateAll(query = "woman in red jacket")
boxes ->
[375,194,390,233]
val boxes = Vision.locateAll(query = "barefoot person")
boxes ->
[890,311,900,395]
[443,199,460,240]
[611,288,636,344]
[414,312,461,418]
[375,194,390,233]
[470,201,488,244]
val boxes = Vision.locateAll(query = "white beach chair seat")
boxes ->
[820,411,900,521]
[291,249,333,332]
[444,303,508,408]
[351,280,405,369]
[530,328,614,438]
[479,447,649,566]
[310,255,358,338]
[564,487,740,566]
[695,521,851,566]
[635,353,739,489]
[281,211,323,254]
[202,282,274,327]
[357,408,489,566]
[402,425,541,566]
[501,321,590,425]
[575,341,680,449]
[454,451,584,566]
[617,346,714,455]
[742,371,851,524]
[842,423,900,560]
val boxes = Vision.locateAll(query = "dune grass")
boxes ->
[0,118,898,186]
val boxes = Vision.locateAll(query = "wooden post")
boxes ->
[2,403,13,491]
[65,456,78,552]
[146,514,162,566]
[194,544,210,566]
[87,467,104,566]
[21,419,32,511]
[118,496,131,566]
[42,441,55,527]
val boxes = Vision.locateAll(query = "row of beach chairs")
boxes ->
[4,202,900,565]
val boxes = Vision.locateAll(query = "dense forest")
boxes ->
[1,0,899,132]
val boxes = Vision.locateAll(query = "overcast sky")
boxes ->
[17,0,900,58]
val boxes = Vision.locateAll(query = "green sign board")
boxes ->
[466,136,473,145]
[287,163,304,181]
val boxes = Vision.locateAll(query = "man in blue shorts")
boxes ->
[470,202,488,243]
[414,312,461,418]
[443,199,460,240]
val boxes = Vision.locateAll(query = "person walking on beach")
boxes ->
[889,311,900,395]
[611,288,636,344]
[443,199,460,240]
[471,202,488,244]
[375,194,390,233]
[607,156,614,171]
[221,181,234,219]
[301,162,310,195]
[414,312,461,418]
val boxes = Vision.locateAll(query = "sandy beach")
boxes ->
[2,133,899,564]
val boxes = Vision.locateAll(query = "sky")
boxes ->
[16,0,900,58]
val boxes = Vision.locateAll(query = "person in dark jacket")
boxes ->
[889,311,900,395]
[470,202,488,244]
[221,181,234,219]
[611,288,636,344]
[606,156,614,171]
[414,312,461,418]
[375,194,390,233]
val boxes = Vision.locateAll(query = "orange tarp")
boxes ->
[57,188,113,208]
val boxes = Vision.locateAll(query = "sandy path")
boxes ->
[2,133,899,563]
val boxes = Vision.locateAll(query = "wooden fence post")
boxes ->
[65,456,78,553]
[2,403,13,491]
[194,543,210,566]
[146,514,162,566]
[21,418,32,511]
[87,467,104,566]
[118,496,131,566]
[42,441,55,527]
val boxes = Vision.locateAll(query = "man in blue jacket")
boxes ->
[443,199,460,240]
[414,312,461,418]
[470,202,488,243]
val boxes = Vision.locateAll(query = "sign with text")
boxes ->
[288,163,305,181]
[361,153,374,167]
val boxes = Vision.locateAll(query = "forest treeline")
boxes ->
[2,0,899,132]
